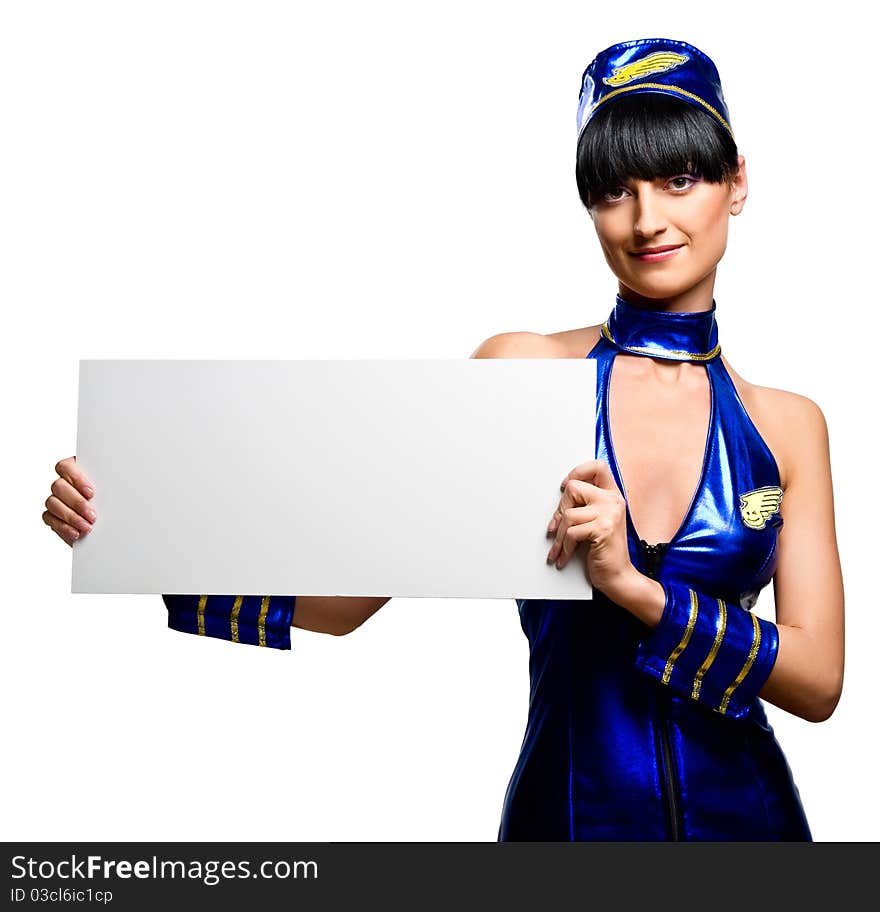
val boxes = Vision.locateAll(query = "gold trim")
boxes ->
[230,595,243,643]
[197,594,207,636]
[662,588,699,684]
[591,81,734,137]
[719,613,762,714]
[692,598,727,700]
[257,596,271,647]
[601,322,721,361]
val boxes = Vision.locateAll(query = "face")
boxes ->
[588,154,747,304]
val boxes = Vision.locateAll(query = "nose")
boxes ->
[632,184,668,238]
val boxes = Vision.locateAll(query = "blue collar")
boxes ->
[601,294,721,362]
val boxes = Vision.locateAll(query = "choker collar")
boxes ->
[601,294,721,362]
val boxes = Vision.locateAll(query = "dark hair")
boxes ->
[575,93,739,209]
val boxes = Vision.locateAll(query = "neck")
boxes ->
[602,285,721,363]
[618,269,717,314]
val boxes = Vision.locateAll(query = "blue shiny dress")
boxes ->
[497,296,812,841]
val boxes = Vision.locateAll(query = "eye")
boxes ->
[667,174,699,192]
[601,186,629,202]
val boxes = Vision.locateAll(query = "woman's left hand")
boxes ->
[546,458,635,599]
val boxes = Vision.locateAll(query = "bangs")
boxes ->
[575,93,739,208]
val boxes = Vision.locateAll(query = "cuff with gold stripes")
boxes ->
[163,594,297,650]
[633,581,778,719]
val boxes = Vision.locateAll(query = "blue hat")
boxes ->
[576,38,734,141]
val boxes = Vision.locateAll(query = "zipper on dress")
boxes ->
[640,540,668,579]
[638,538,683,842]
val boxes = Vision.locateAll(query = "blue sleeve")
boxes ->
[633,580,778,719]
[163,594,297,650]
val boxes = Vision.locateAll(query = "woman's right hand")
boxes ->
[43,456,96,546]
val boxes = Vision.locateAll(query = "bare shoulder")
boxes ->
[548,323,604,357]
[470,324,603,360]
[469,331,566,359]
[721,356,829,489]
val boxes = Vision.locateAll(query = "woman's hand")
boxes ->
[546,458,636,600]
[42,456,96,547]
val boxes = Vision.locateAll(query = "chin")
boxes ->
[620,273,700,300]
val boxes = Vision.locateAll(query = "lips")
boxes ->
[628,244,684,262]
[629,244,684,255]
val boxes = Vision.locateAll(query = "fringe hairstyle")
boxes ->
[575,93,740,209]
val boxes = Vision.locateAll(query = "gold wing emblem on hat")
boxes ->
[739,486,784,530]
[603,51,690,87]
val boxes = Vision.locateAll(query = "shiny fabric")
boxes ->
[164,593,297,649]
[602,294,719,361]
[498,296,811,841]
[577,38,734,140]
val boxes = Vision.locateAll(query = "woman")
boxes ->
[43,38,843,841]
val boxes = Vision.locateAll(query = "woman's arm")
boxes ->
[751,394,844,721]
[609,394,844,723]
[163,594,392,647]
[292,596,391,635]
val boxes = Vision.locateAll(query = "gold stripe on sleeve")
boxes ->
[257,596,271,647]
[719,613,762,714]
[692,598,727,700]
[230,595,244,643]
[197,594,208,636]
[662,588,699,684]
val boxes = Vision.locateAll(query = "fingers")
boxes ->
[558,458,619,496]
[545,459,627,569]
[45,456,96,546]
[547,478,598,534]
[548,459,623,535]
[43,507,84,547]
[55,455,95,500]
[546,504,599,567]
[46,479,95,526]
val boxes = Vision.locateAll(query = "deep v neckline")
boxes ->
[603,350,717,550]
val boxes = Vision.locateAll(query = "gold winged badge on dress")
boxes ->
[739,485,784,530]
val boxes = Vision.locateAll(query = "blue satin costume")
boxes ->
[163,296,812,842]
[163,593,296,649]
[497,296,811,841]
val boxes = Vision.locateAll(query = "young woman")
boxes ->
[43,38,843,841]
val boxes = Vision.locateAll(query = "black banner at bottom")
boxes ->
[4,841,874,910]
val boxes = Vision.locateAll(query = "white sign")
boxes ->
[73,359,596,599]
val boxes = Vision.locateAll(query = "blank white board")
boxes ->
[73,359,596,599]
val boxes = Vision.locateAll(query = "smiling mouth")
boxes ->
[628,244,684,262]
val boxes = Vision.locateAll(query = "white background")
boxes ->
[2,0,875,841]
